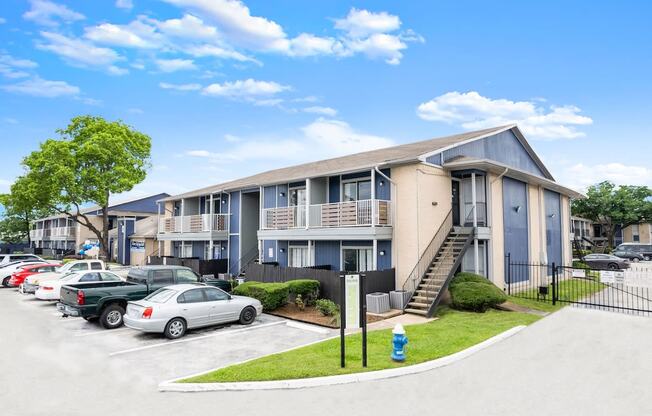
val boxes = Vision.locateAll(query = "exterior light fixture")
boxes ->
[379,250,386,256]
[279,192,286,197]
[279,248,286,253]
[379,181,385,186]
[549,213,557,218]
[514,206,522,213]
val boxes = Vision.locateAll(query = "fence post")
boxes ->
[552,262,557,305]
[506,253,511,295]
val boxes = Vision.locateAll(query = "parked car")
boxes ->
[124,284,262,339]
[7,263,61,288]
[583,254,630,270]
[21,260,105,294]
[0,254,44,266]
[56,266,232,329]
[35,271,123,301]
[614,243,652,261]
[1,260,48,287]
[612,248,645,262]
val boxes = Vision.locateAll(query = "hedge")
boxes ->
[449,273,507,312]
[287,279,320,305]
[233,281,289,311]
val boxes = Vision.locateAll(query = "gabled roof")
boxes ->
[162,125,530,201]
[39,193,170,221]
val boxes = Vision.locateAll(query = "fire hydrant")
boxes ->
[391,324,408,362]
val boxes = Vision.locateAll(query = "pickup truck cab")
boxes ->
[22,260,105,294]
[57,266,231,329]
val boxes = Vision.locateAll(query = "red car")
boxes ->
[8,263,61,288]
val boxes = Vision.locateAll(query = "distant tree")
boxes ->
[572,181,652,246]
[0,181,51,244]
[14,115,151,258]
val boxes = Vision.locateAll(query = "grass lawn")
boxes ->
[181,307,541,383]
[508,277,606,313]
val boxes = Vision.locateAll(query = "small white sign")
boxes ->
[572,269,586,278]
[268,247,274,258]
[614,271,625,284]
[345,274,360,329]
[600,271,615,284]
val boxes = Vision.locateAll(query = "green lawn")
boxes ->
[508,277,606,312]
[181,307,540,383]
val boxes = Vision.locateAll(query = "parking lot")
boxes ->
[0,286,336,404]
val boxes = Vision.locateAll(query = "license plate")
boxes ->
[56,303,79,316]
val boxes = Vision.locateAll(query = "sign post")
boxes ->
[339,273,367,368]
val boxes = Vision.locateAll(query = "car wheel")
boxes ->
[2,277,10,287]
[100,304,125,329]
[608,263,619,270]
[632,257,640,263]
[239,306,256,325]
[645,256,651,261]
[164,318,186,339]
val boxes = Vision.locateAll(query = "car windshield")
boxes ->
[144,288,178,303]
[59,272,78,281]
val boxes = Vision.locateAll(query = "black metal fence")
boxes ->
[242,263,395,302]
[506,255,652,316]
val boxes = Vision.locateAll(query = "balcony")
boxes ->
[50,226,76,240]
[157,214,229,241]
[259,199,392,240]
[30,229,44,240]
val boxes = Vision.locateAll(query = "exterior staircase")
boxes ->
[402,211,475,318]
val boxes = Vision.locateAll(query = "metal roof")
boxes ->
[160,125,521,202]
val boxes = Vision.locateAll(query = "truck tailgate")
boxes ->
[60,285,79,306]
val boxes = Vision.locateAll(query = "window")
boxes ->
[145,288,178,303]
[152,269,174,285]
[290,188,306,206]
[181,243,193,258]
[69,263,88,272]
[100,272,121,281]
[342,247,373,272]
[176,269,200,284]
[289,246,311,268]
[632,225,640,242]
[343,179,371,202]
[204,287,229,301]
[91,262,103,270]
[79,272,101,282]
[177,288,205,304]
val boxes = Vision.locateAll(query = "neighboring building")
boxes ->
[30,193,169,263]
[109,216,159,266]
[157,124,581,295]
[622,223,652,244]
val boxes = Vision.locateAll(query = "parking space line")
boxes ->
[285,321,331,334]
[109,321,286,357]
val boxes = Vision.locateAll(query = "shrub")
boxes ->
[315,299,339,316]
[572,260,589,269]
[287,279,320,305]
[448,273,507,312]
[295,294,305,311]
[234,281,289,311]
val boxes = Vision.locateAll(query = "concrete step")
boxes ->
[413,295,436,302]
[404,308,429,316]
[415,289,438,296]
[407,301,429,309]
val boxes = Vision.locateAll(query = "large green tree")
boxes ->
[0,182,52,244]
[572,181,652,246]
[14,115,151,258]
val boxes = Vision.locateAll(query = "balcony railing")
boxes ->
[158,214,229,234]
[51,226,76,238]
[262,199,392,230]
[463,202,487,226]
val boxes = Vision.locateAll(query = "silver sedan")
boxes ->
[124,284,263,339]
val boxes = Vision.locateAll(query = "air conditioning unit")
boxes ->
[389,290,412,310]
[366,292,390,314]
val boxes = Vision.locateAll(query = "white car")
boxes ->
[22,259,106,294]
[1,260,48,287]
[124,284,263,339]
[35,271,123,301]
[0,254,44,266]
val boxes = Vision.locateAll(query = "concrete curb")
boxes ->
[158,324,527,392]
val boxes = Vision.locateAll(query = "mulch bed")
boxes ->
[269,303,385,328]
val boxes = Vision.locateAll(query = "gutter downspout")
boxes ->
[491,167,509,184]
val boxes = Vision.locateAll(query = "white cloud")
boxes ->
[301,118,393,155]
[288,33,343,57]
[37,31,127,74]
[345,33,408,65]
[1,76,80,97]
[23,0,84,27]
[155,58,197,72]
[0,53,38,79]
[84,18,162,49]
[128,107,144,114]
[202,78,289,98]
[159,82,202,91]
[115,0,133,10]
[158,14,217,40]
[561,163,652,191]
[416,91,593,140]
[186,149,213,157]
[335,8,401,38]
[185,44,257,63]
[303,106,337,116]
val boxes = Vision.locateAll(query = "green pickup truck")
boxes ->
[56,265,232,329]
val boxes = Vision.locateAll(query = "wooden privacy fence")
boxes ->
[147,257,228,278]
[242,263,396,302]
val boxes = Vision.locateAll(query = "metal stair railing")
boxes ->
[229,246,260,277]
[402,210,453,297]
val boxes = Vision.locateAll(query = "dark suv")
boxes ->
[614,244,652,261]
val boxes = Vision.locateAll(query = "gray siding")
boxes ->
[277,240,288,267]
[328,176,340,203]
[545,190,562,267]
[377,240,392,270]
[375,168,391,200]
[503,177,529,281]
[229,191,240,233]
[315,240,340,271]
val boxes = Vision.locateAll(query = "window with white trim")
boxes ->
[289,246,311,268]
[342,179,371,202]
[342,247,373,272]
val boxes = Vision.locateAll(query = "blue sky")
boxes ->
[1,0,651,201]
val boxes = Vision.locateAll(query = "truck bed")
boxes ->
[60,281,149,308]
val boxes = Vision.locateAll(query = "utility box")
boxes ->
[366,292,390,314]
[390,290,412,310]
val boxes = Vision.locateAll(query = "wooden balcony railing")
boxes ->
[158,214,229,234]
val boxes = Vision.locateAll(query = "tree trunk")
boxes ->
[101,203,109,261]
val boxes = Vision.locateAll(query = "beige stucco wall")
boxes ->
[623,223,652,244]
[129,237,156,266]
[561,195,572,266]
[75,216,104,248]
[392,162,452,288]
[488,173,504,287]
